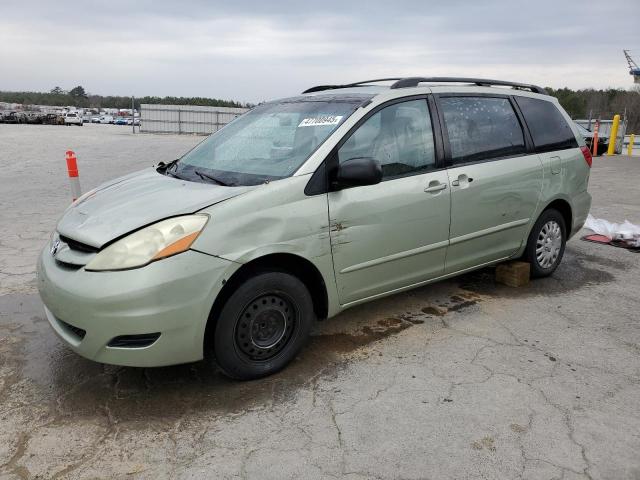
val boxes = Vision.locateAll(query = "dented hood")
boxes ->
[56,168,253,248]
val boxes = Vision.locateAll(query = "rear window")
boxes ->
[440,96,526,165]
[515,97,578,153]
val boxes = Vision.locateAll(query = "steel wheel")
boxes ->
[535,220,563,269]
[212,271,315,380]
[235,293,296,361]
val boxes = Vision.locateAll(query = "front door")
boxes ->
[436,95,543,273]
[328,98,451,305]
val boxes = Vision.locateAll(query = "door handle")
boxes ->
[424,182,447,193]
[451,174,473,187]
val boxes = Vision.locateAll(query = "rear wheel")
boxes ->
[212,271,314,380]
[524,209,566,278]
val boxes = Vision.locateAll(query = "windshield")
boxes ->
[172,99,362,186]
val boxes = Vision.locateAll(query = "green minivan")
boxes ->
[37,77,592,379]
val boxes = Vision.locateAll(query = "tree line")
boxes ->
[1,85,638,132]
[545,87,639,132]
[0,86,250,110]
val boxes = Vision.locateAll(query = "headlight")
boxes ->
[85,215,209,271]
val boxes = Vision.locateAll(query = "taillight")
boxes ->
[580,146,592,168]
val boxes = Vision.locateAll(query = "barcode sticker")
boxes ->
[298,115,343,127]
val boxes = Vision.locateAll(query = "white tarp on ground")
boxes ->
[585,214,640,247]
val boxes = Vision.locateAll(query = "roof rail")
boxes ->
[390,77,548,94]
[302,78,402,94]
[303,77,548,95]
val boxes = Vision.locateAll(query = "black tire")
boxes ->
[524,209,566,278]
[598,143,608,156]
[212,271,315,380]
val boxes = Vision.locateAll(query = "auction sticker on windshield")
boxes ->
[298,115,343,127]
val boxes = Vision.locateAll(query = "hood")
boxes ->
[57,168,253,248]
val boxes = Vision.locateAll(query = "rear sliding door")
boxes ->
[435,94,543,273]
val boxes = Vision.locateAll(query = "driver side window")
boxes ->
[338,99,436,180]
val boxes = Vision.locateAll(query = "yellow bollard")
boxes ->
[628,134,635,156]
[607,114,620,156]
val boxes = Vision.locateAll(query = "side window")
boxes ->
[440,96,526,165]
[515,96,578,153]
[338,99,436,180]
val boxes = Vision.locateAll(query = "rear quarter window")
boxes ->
[515,97,578,153]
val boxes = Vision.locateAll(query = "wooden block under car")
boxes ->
[495,261,530,287]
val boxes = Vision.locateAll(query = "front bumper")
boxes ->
[37,247,239,367]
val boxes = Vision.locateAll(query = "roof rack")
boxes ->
[302,78,403,94]
[303,77,548,95]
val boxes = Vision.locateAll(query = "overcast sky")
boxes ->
[1,0,638,103]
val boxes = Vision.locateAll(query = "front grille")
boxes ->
[107,333,161,348]
[54,259,83,270]
[58,319,87,340]
[59,235,99,253]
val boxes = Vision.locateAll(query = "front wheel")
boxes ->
[212,272,315,380]
[524,209,566,278]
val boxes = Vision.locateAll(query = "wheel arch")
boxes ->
[203,253,329,354]
[542,198,573,233]
[517,197,574,259]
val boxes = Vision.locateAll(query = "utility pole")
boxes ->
[131,96,135,134]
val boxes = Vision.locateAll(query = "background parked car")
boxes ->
[24,112,43,124]
[98,115,114,124]
[574,122,607,156]
[64,112,83,126]
[42,113,60,125]
[1,111,19,123]
[114,117,128,125]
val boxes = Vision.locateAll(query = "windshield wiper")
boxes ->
[158,158,179,171]
[158,159,184,179]
[194,170,231,186]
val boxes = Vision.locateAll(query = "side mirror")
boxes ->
[334,157,382,189]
